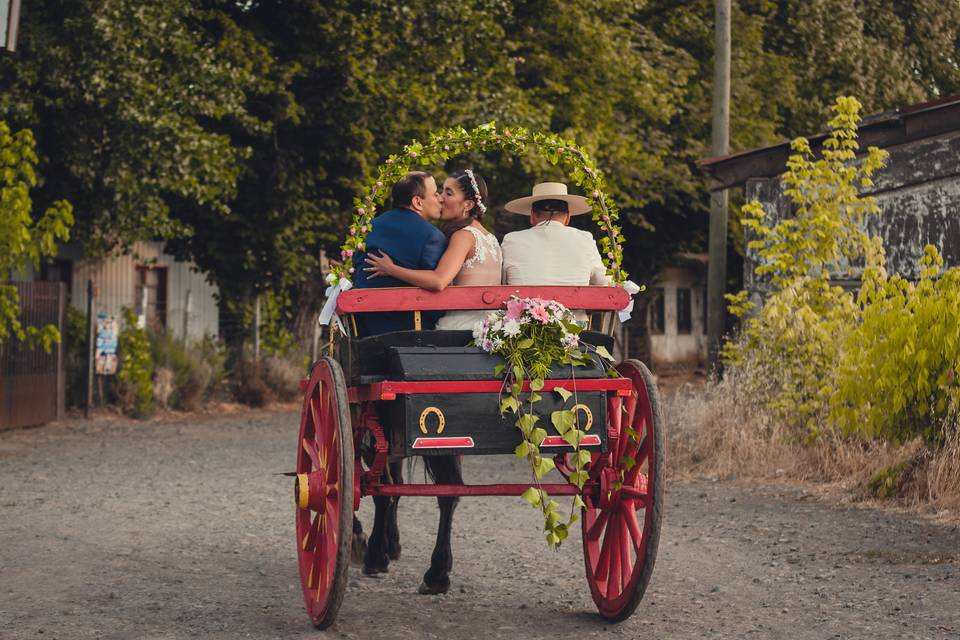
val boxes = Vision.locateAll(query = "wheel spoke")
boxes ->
[623,392,638,434]
[302,438,320,469]
[310,395,322,434]
[619,516,633,592]
[606,520,621,599]
[624,507,642,548]
[586,509,610,541]
[302,512,322,551]
[595,524,614,582]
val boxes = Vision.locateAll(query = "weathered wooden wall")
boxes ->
[744,130,960,301]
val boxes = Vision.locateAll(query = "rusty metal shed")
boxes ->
[698,95,960,298]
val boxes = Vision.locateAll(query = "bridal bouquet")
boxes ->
[473,297,585,378]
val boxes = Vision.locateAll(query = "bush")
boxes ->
[832,247,960,444]
[117,308,154,418]
[150,331,227,411]
[232,357,274,407]
[65,305,88,407]
[725,95,959,448]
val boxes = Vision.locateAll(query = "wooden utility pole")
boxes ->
[707,0,731,373]
[182,289,193,343]
[253,296,261,361]
[2,0,22,52]
[84,280,94,418]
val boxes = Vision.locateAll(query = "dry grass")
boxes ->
[663,375,960,518]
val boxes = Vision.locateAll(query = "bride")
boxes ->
[363,169,502,330]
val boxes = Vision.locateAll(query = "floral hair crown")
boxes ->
[464,169,487,214]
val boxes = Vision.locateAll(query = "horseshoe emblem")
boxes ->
[418,406,446,434]
[572,403,594,431]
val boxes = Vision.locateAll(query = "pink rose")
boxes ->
[357,207,365,215]
[505,299,525,321]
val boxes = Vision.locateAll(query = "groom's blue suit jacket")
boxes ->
[352,208,447,336]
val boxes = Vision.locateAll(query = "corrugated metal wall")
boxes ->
[71,242,219,342]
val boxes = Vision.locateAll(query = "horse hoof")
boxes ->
[351,533,368,565]
[417,579,449,595]
[362,556,389,576]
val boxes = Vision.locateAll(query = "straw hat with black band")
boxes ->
[504,182,592,216]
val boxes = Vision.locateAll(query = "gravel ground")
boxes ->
[1,410,958,639]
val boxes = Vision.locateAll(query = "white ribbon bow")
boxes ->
[319,275,352,333]
[618,280,642,322]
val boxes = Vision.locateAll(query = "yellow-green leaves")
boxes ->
[0,122,73,348]
[724,96,958,447]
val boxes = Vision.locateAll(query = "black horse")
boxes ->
[351,455,463,594]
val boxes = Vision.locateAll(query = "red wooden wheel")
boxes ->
[294,357,354,629]
[582,359,665,622]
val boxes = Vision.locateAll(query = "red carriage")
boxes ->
[292,125,665,628]
[294,284,665,628]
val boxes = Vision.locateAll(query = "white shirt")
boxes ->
[501,221,612,287]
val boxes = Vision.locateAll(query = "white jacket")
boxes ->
[501,221,612,286]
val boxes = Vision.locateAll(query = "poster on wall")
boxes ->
[95,314,119,375]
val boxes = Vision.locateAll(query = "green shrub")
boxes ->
[232,357,273,407]
[725,96,959,448]
[65,305,89,407]
[832,247,960,444]
[723,96,885,439]
[117,307,154,418]
[150,330,227,411]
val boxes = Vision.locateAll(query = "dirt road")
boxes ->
[1,411,957,639]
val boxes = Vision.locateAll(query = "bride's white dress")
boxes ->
[435,225,503,331]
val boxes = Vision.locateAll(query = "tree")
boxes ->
[0,0,280,251]
[0,121,73,347]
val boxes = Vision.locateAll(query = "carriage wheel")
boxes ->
[294,356,354,629]
[582,359,665,622]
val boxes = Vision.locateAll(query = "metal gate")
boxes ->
[0,282,66,430]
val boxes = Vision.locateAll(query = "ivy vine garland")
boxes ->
[326,122,628,287]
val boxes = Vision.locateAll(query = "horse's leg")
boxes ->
[362,493,392,575]
[363,459,403,575]
[351,516,367,565]
[386,461,402,561]
[418,455,463,595]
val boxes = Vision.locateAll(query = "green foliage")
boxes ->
[723,96,885,436]
[867,462,912,499]
[65,306,89,407]
[117,308,155,418]
[0,0,278,250]
[150,331,226,411]
[725,96,959,446]
[832,247,960,444]
[0,121,73,349]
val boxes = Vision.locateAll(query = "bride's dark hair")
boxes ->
[441,170,488,238]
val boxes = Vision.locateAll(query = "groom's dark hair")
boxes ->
[391,171,432,209]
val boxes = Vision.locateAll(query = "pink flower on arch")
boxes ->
[530,305,550,324]
[505,298,525,321]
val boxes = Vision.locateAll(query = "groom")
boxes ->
[352,171,447,336]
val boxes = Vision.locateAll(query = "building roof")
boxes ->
[697,95,960,191]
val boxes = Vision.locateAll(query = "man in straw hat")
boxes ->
[501,182,611,292]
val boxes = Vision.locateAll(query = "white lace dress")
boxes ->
[436,225,503,331]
